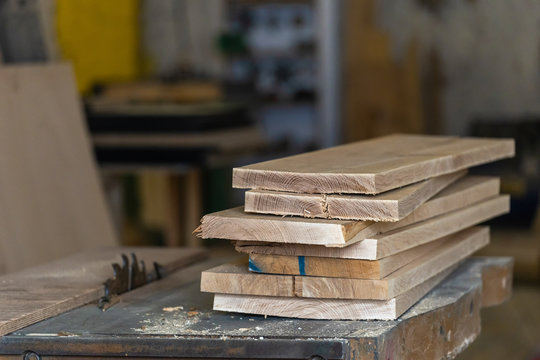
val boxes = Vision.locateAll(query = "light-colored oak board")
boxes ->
[213,266,455,321]
[244,170,465,221]
[202,226,489,300]
[204,175,500,247]
[237,194,508,259]
[0,247,208,336]
[248,237,442,279]
[0,64,117,274]
[233,134,514,194]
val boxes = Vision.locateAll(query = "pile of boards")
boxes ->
[199,134,514,320]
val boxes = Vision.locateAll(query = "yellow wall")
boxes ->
[56,0,140,93]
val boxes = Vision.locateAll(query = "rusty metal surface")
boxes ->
[0,257,513,359]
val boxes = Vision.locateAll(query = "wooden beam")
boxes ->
[245,170,465,221]
[201,226,489,300]
[233,134,514,194]
[203,176,500,247]
[236,195,508,258]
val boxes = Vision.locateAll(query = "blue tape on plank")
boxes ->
[248,258,262,273]
[298,256,306,276]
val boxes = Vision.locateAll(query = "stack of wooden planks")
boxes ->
[199,134,515,320]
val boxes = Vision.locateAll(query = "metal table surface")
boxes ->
[0,257,512,360]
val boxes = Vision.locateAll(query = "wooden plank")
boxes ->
[0,247,207,336]
[248,238,441,279]
[237,195,508,258]
[203,176,500,247]
[232,134,514,194]
[201,226,489,300]
[214,266,455,320]
[0,64,117,274]
[245,170,465,221]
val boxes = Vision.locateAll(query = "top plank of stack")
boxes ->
[233,134,515,195]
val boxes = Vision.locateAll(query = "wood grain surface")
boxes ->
[244,170,465,221]
[233,134,514,194]
[202,226,489,300]
[0,247,207,336]
[237,195,508,259]
[204,176,500,247]
[0,64,117,274]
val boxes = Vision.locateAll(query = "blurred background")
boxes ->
[0,0,539,358]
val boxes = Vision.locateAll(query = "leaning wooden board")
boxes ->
[215,266,456,320]
[203,176,500,247]
[0,247,207,336]
[0,64,117,274]
[201,226,489,300]
[237,195,508,259]
[245,170,465,221]
[233,134,514,194]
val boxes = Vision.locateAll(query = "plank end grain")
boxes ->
[201,262,295,297]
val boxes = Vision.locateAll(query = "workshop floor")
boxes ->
[459,283,540,360]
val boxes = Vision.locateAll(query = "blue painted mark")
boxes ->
[298,256,306,276]
[248,258,262,273]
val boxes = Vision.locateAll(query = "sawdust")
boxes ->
[162,306,183,312]
[133,311,205,334]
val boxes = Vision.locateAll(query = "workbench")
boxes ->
[0,254,512,359]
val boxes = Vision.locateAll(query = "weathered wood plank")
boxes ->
[245,170,465,221]
[202,226,489,300]
[203,176,500,247]
[233,134,514,194]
